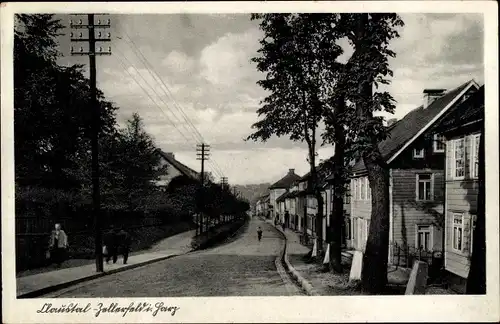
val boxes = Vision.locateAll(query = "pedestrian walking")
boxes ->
[257,226,263,242]
[104,225,119,264]
[48,223,68,267]
[282,221,286,232]
[285,211,290,228]
[117,228,132,264]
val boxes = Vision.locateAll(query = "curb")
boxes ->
[17,253,185,299]
[269,224,319,296]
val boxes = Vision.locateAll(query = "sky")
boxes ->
[56,13,484,185]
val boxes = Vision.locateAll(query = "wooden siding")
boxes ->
[391,136,446,170]
[444,132,480,278]
[391,169,444,252]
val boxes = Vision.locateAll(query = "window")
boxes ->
[471,134,481,179]
[360,177,366,200]
[416,225,432,251]
[452,214,464,251]
[433,134,446,153]
[413,148,425,158]
[453,138,465,179]
[366,177,371,201]
[416,174,433,201]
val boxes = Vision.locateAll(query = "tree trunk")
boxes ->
[329,96,347,273]
[330,193,344,273]
[359,79,391,294]
[466,121,485,294]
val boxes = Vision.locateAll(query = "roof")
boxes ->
[269,171,302,189]
[276,191,289,203]
[352,80,478,173]
[157,150,199,180]
[436,85,484,133]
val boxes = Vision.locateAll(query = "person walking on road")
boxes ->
[104,225,119,264]
[282,221,286,232]
[257,226,263,242]
[117,228,132,264]
[48,223,68,268]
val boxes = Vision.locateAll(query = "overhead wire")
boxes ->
[116,29,227,180]
[115,25,226,179]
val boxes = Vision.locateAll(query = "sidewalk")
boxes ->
[274,224,456,295]
[16,229,195,298]
[277,227,358,296]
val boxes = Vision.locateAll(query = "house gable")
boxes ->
[386,80,479,164]
[351,80,479,173]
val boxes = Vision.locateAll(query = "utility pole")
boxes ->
[220,177,228,190]
[70,14,111,273]
[196,143,210,234]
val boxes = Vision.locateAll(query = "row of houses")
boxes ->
[256,80,484,292]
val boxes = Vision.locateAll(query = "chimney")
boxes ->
[288,169,295,174]
[423,89,446,109]
[387,118,398,127]
[165,152,175,160]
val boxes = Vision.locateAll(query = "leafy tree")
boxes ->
[336,13,404,294]
[14,14,117,190]
[248,14,343,252]
[103,113,161,211]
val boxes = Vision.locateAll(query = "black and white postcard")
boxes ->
[1,1,499,323]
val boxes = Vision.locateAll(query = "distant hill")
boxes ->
[233,183,270,208]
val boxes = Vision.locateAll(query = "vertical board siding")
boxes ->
[391,169,444,252]
[444,133,479,278]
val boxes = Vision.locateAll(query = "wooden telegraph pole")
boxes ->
[70,14,111,273]
[196,143,210,234]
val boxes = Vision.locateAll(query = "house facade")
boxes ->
[435,86,484,292]
[349,80,480,266]
[269,169,301,222]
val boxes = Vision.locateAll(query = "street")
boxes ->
[43,219,303,297]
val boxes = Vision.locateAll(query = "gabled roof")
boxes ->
[269,171,302,189]
[352,80,478,173]
[157,150,199,180]
[436,85,484,133]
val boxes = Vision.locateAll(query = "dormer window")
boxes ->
[433,134,446,153]
[413,148,424,158]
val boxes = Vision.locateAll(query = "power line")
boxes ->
[113,47,195,145]
[114,44,225,180]
[115,25,227,179]
[115,25,227,180]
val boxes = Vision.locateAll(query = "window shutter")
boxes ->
[463,215,471,253]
